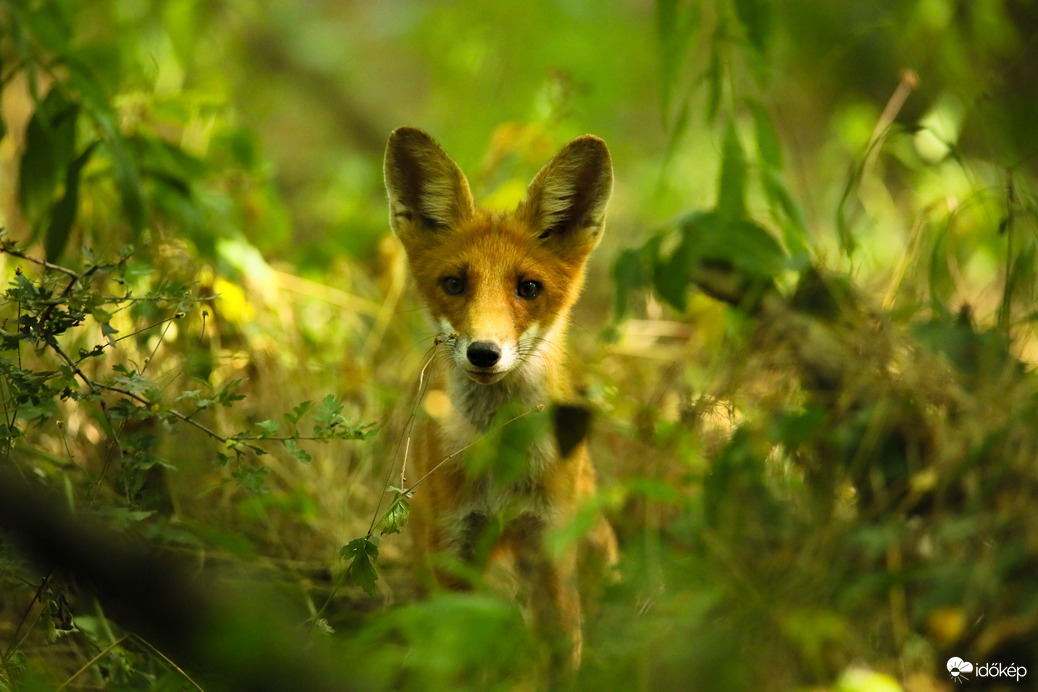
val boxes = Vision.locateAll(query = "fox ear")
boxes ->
[384,127,475,241]
[520,135,612,253]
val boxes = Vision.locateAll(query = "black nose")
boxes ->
[467,341,501,368]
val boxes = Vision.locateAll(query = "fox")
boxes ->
[383,126,619,673]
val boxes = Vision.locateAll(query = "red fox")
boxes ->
[383,127,619,671]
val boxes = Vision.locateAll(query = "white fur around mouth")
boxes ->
[464,368,508,385]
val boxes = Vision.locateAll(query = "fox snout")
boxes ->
[447,333,517,385]
[466,341,501,368]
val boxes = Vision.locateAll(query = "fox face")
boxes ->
[384,127,612,389]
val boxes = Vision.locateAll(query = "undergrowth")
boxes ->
[2,1,1038,691]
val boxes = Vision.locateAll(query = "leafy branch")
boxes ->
[1,238,373,494]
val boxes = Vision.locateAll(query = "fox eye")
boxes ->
[440,276,465,296]
[517,280,542,300]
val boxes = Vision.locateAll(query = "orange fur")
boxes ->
[384,127,619,673]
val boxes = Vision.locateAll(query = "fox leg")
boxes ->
[509,514,582,678]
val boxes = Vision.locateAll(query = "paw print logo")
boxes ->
[947,657,973,683]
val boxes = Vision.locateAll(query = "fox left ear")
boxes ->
[383,127,475,244]
[519,135,613,254]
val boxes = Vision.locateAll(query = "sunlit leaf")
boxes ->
[254,419,279,437]
[379,492,411,535]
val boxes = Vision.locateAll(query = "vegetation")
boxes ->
[2,0,1037,690]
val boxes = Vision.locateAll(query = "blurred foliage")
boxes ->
[2,0,1038,690]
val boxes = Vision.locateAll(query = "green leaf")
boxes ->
[612,241,656,320]
[654,231,695,312]
[679,211,786,279]
[111,364,160,399]
[91,110,146,232]
[254,419,279,437]
[216,379,246,407]
[313,394,345,434]
[232,466,268,494]
[651,211,787,310]
[662,93,693,163]
[733,0,773,56]
[761,168,809,260]
[341,537,380,598]
[717,121,747,219]
[748,99,782,169]
[19,89,78,230]
[17,4,73,55]
[704,43,723,123]
[379,494,411,535]
[284,400,315,425]
[45,141,99,262]
[283,438,312,464]
[657,0,700,122]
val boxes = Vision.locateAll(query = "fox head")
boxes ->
[384,127,612,387]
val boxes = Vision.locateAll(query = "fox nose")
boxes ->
[467,341,501,368]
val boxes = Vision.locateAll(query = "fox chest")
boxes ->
[445,422,554,516]
[417,407,558,537]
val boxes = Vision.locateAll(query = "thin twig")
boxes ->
[94,383,229,443]
[0,244,80,278]
[45,337,99,395]
[400,341,441,488]
[365,341,438,536]
[405,403,546,494]
[1,570,53,664]
[75,313,186,365]
[129,633,208,692]
[864,69,918,174]
[55,635,129,691]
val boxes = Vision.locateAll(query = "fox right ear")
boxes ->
[518,134,612,257]
[384,127,475,241]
